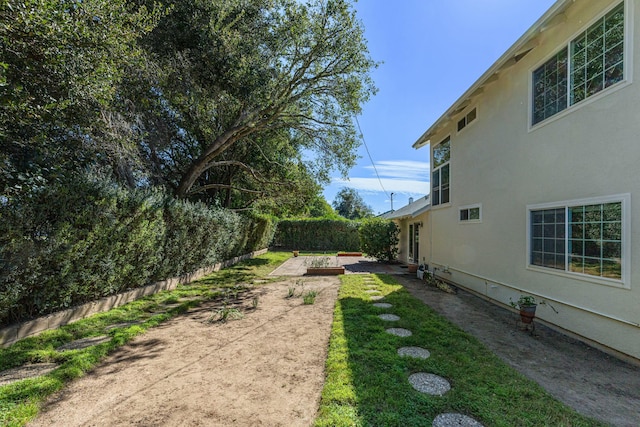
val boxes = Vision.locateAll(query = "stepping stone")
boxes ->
[398,347,431,359]
[0,363,58,387]
[372,303,392,308]
[365,289,380,294]
[433,413,484,427]
[56,335,111,351]
[378,313,400,321]
[408,373,450,395]
[370,295,384,301]
[386,328,412,337]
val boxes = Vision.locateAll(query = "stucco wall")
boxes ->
[424,0,640,361]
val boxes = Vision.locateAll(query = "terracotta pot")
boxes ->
[519,305,537,324]
[407,264,418,273]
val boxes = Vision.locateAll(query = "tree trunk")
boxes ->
[174,126,244,198]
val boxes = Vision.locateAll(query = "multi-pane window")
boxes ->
[568,203,622,279]
[432,137,450,206]
[532,49,568,125]
[529,196,626,283]
[459,204,481,222]
[532,2,625,125]
[530,208,566,270]
[457,108,477,132]
[570,4,625,104]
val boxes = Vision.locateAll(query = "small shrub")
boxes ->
[209,306,244,323]
[303,290,318,305]
[286,287,297,298]
[358,218,399,262]
[251,295,260,309]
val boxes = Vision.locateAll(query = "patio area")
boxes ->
[269,255,409,276]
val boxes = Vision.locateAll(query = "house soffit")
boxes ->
[412,0,572,149]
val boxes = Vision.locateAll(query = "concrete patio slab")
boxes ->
[268,256,409,276]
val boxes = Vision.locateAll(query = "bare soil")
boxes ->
[23,261,640,427]
[29,277,339,427]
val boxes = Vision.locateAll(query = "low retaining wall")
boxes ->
[0,248,268,347]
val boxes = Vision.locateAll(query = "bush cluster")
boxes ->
[273,219,360,251]
[0,177,275,326]
[358,218,399,262]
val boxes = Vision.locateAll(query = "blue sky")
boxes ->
[323,0,557,215]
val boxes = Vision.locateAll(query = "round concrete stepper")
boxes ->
[378,313,400,321]
[386,328,412,337]
[432,413,484,427]
[365,289,380,294]
[370,295,385,301]
[408,373,450,396]
[372,302,392,308]
[398,346,431,359]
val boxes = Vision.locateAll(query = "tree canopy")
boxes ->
[332,187,373,219]
[0,0,377,216]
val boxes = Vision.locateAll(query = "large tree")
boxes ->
[0,0,161,195]
[133,0,377,200]
[332,187,373,220]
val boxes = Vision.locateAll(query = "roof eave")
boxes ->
[412,0,572,150]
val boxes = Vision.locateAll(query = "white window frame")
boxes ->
[431,136,451,208]
[526,193,631,289]
[456,107,477,134]
[529,0,633,131]
[459,203,482,223]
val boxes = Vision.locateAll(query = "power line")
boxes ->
[353,114,390,200]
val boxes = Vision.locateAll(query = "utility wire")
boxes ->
[354,114,390,200]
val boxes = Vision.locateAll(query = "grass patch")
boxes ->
[0,251,290,427]
[315,274,606,427]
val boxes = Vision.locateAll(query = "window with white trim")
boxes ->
[431,137,450,206]
[459,204,481,222]
[532,2,625,125]
[457,108,477,132]
[528,194,629,284]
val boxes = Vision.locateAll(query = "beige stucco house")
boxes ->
[381,196,430,266]
[413,0,640,362]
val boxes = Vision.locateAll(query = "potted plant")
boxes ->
[510,295,538,324]
[292,250,299,257]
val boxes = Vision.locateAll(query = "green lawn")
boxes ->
[315,274,606,427]
[0,251,291,427]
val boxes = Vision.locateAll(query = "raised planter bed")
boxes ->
[337,252,363,257]
[306,267,345,275]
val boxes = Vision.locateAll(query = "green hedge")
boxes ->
[0,178,275,326]
[273,219,360,251]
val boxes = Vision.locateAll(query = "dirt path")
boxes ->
[29,277,339,427]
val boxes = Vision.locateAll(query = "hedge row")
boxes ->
[0,178,275,326]
[273,219,360,251]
